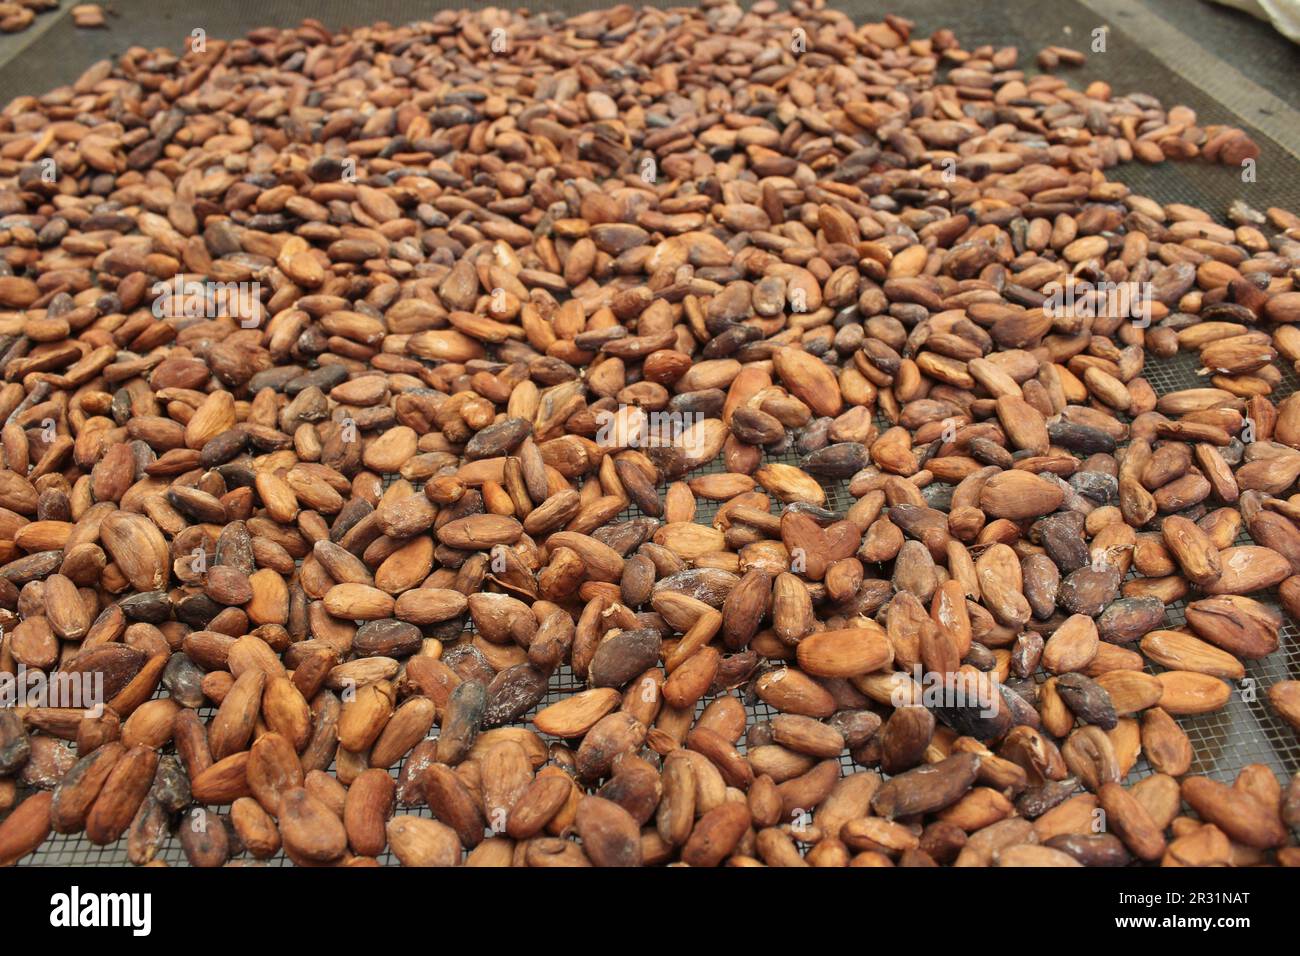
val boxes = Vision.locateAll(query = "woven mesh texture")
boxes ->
[1137,0,1300,93]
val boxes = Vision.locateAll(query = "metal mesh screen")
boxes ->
[4,0,1300,865]
[1112,355,1300,790]
[19,346,1300,866]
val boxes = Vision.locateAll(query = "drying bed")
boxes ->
[0,0,1299,867]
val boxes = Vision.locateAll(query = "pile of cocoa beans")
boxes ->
[1,0,1299,868]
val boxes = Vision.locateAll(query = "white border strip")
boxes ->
[1076,0,1300,159]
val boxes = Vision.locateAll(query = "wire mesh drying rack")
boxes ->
[16,343,1300,867]
[5,0,1300,867]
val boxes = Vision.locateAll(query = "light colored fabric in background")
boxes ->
[1211,0,1300,42]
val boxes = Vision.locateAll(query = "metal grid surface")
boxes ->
[1110,352,1300,791]
[14,344,1300,866]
